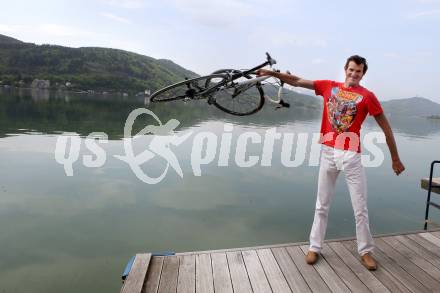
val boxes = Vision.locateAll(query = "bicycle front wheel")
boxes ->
[150,75,226,103]
[213,73,265,116]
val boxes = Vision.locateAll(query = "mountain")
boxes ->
[381,97,440,117]
[0,34,23,44]
[0,34,198,93]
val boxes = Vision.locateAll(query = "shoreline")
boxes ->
[0,85,150,98]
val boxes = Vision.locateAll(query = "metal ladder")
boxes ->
[424,160,440,230]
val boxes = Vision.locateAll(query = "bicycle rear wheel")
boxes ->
[150,75,225,103]
[209,70,265,116]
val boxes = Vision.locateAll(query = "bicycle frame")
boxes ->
[228,75,271,96]
[208,74,289,109]
[231,75,287,104]
[199,60,274,100]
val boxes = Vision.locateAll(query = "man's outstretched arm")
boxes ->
[374,113,405,175]
[256,69,315,90]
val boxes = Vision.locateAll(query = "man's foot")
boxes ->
[305,251,319,265]
[361,253,377,270]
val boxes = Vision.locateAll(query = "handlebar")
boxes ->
[241,52,277,78]
[266,52,277,66]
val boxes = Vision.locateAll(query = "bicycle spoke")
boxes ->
[214,84,264,115]
[150,74,225,102]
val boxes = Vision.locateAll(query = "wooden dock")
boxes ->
[121,230,440,292]
[421,177,440,193]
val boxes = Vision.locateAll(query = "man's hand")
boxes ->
[255,69,272,77]
[392,158,405,176]
[255,69,315,90]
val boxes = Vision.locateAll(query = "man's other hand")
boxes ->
[392,159,405,176]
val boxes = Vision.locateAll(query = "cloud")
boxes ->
[0,24,28,34]
[0,23,148,55]
[273,33,327,48]
[383,52,400,59]
[408,9,440,18]
[173,0,255,28]
[0,24,101,39]
[312,58,325,64]
[38,24,101,38]
[416,0,440,3]
[98,0,146,9]
[249,29,328,48]
[0,23,108,48]
[99,12,132,24]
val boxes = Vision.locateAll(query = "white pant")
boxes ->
[309,145,374,255]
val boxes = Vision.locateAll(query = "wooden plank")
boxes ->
[343,240,417,293]
[196,253,214,293]
[321,243,372,293]
[257,249,291,292]
[285,246,331,293]
[433,231,440,239]
[407,233,440,257]
[394,235,440,269]
[157,255,179,293]
[421,177,440,194]
[177,255,195,293]
[366,240,431,293]
[298,245,350,293]
[328,242,389,293]
[143,256,164,293]
[271,247,311,293]
[226,251,253,293]
[420,232,440,247]
[383,236,440,281]
[211,252,233,293]
[375,238,440,291]
[122,253,152,293]
[241,250,272,293]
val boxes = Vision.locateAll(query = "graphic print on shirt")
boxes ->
[327,87,364,133]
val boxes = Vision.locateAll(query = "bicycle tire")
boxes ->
[150,74,226,103]
[208,70,265,116]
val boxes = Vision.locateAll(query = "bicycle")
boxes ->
[150,53,291,116]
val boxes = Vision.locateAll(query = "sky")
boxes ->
[0,0,439,102]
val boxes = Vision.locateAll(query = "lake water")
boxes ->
[1,89,439,292]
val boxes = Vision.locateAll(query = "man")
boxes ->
[257,55,405,270]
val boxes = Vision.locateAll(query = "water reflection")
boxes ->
[1,88,439,140]
[0,88,320,133]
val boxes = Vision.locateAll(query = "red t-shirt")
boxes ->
[314,80,383,152]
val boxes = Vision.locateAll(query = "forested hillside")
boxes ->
[0,34,198,93]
